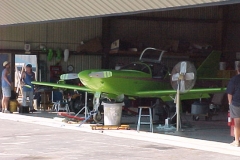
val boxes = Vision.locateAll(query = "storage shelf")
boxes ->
[109,50,208,58]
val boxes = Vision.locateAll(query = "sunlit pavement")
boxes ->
[0,112,239,159]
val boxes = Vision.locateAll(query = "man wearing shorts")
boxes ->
[227,63,240,147]
[1,61,12,113]
[20,64,36,112]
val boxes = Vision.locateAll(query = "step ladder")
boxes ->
[137,106,153,133]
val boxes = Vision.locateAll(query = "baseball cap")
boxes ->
[3,61,10,67]
[26,64,32,68]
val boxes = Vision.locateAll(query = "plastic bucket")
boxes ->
[9,100,18,112]
[103,102,123,126]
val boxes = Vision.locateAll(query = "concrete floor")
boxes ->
[0,110,238,157]
[1,118,240,160]
[6,110,232,143]
[0,112,240,159]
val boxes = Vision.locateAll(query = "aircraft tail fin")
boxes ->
[197,50,222,79]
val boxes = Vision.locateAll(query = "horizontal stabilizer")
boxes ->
[60,73,79,80]
[136,87,226,101]
[89,71,112,78]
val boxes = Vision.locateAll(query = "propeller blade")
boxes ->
[89,71,112,78]
[185,73,195,80]
[180,62,187,74]
[24,85,31,88]
[60,73,79,80]
[172,73,180,81]
[180,80,186,93]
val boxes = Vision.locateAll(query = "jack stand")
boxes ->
[79,110,98,127]
[74,92,89,119]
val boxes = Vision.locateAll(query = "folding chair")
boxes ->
[52,91,70,112]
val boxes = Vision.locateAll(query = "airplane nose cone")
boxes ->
[78,70,91,84]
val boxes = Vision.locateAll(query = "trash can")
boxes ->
[191,101,209,115]
[103,102,124,126]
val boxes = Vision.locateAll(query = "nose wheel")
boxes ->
[93,110,102,122]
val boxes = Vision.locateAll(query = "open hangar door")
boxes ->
[0,0,238,142]
[103,4,238,126]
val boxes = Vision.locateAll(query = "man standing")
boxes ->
[227,63,240,147]
[1,61,12,113]
[21,64,36,112]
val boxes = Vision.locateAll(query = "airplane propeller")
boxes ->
[89,71,112,78]
[60,73,79,80]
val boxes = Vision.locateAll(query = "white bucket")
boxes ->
[235,61,240,70]
[219,62,226,70]
[103,102,124,126]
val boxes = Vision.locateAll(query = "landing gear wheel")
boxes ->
[192,115,199,121]
[93,111,102,123]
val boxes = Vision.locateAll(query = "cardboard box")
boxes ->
[76,38,102,53]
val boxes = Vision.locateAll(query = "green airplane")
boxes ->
[32,48,226,122]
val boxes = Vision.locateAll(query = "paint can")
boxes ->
[219,62,226,70]
[235,61,240,70]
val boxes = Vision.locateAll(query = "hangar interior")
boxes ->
[0,1,239,138]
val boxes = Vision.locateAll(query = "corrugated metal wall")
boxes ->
[109,6,219,49]
[108,4,240,52]
[0,18,103,81]
[110,19,217,49]
[224,5,240,52]
[0,18,102,51]
[39,53,102,81]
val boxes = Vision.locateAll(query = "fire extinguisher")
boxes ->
[228,111,232,126]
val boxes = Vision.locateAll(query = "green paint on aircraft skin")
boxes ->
[79,69,171,97]
[32,50,226,101]
[197,50,222,79]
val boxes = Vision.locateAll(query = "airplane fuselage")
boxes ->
[79,68,171,98]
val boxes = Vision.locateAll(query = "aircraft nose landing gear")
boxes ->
[93,110,102,123]
[92,92,103,123]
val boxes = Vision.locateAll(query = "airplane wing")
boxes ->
[32,81,93,92]
[135,88,226,101]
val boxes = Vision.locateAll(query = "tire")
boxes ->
[93,111,102,122]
